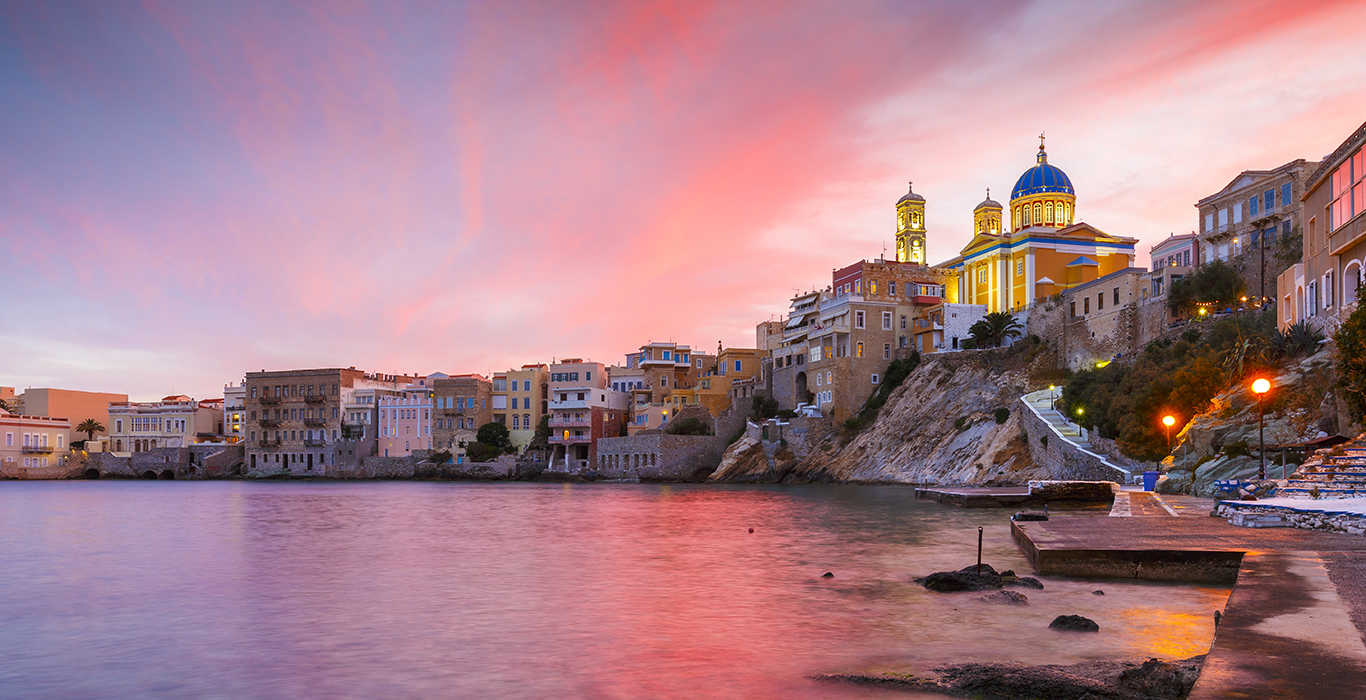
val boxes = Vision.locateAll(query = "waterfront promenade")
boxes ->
[1012,490,1366,698]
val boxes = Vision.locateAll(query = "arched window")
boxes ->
[1044,202,1054,224]
[1022,206,1031,226]
[512,415,520,429]
[1063,202,1071,224]
[523,414,530,428]
[1033,202,1042,226]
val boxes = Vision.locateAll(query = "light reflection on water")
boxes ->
[0,482,1229,699]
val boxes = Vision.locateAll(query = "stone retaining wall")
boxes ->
[595,433,727,481]
[1019,390,1130,483]
[1215,501,1366,537]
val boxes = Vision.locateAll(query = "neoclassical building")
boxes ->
[938,138,1138,313]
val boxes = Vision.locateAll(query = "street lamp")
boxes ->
[1162,414,1175,455]
[1252,378,1271,480]
[1049,384,1057,411]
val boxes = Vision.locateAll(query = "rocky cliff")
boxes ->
[710,345,1053,484]
[1157,343,1349,497]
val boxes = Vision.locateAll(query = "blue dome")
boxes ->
[1011,151,1074,199]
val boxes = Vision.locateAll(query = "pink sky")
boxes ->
[3,0,1366,401]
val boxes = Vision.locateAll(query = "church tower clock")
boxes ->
[894,182,926,264]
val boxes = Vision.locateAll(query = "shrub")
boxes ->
[954,416,969,431]
[994,408,1010,424]
[1040,435,1048,448]
[430,450,452,464]
[664,416,712,436]
[1223,441,1250,458]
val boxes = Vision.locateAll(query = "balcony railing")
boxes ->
[259,395,280,405]
[548,417,591,427]
[549,433,591,444]
[258,438,281,448]
[304,438,327,446]
[305,395,326,404]
[259,418,281,427]
[21,445,54,453]
[441,408,469,415]
[304,418,327,426]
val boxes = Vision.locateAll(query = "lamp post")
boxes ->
[1252,378,1271,480]
[1049,384,1057,412]
[1162,415,1175,455]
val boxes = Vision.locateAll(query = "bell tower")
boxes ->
[895,182,927,264]
[973,188,1003,236]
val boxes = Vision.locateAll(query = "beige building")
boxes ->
[0,408,72,477]
[1279,120,1366,330]
[106,395,222,454]
[492,364,548,452]
[546,359,627,469]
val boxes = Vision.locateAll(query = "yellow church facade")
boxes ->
[939,139,1138,313]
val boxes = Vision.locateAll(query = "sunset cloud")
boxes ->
[3,0,1366,399]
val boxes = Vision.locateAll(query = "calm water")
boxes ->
[0,482,1228,699]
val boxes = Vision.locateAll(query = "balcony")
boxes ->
[305,395,326,404]
[549,432,591,444]
[21,445,54,453]
[441,408,470,416]
[259,418,281,427]
[259,395,280,405]
[548,416,591,427]
[304,437,327,446]
[304,418,327,426]
[258,438,281,448]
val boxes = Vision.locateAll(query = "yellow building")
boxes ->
[894,183,928,264]
[951,138,1137,312]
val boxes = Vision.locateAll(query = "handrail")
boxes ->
[1019,389,1132,480]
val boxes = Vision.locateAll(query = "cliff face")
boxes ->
[711,347,1051,485]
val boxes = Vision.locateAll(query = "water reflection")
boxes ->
[0,482,1227,698]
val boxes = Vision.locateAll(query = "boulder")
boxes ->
[958,563,999,575]
[1004,575,1044,590]
[1116,657,1203,697]
[920,570,1003,592]
[979,590,1029,605]
[1049,614,1100,632]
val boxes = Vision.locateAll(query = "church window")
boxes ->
[1016,259,1024,276]
[1044,202,1054,224]
[1033,203,1042,226]
[1023,206,1031,227]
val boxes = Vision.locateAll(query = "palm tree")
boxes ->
[969,312,1025,348]
[76,419,105,441]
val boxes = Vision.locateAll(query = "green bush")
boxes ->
[664,416,712,436]
[954,416,969,431]
[1223,441,1250,457]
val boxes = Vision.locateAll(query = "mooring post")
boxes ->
[977,527,983,574]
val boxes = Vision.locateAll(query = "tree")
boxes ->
[663,417,712,435]
[1336,284,1366,421]
[476,422,512,451]
[76,419,105,441]
[1168,260,1247,315]
[968,311,1024,348]
[528,415,551,451]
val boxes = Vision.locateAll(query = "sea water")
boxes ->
[0,481,1228,699]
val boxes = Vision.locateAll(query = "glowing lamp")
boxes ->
[1162,415,1175,428]
[1076,407,1084,416]
[1199,308,1207,316]
[1252,378,1271,394]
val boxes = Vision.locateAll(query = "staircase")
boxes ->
[1276,447,1366,499]
[1020,389,1132,482]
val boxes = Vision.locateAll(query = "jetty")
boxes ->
[1010,488,1366,697]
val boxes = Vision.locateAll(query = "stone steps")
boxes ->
[1227,511,1291,528]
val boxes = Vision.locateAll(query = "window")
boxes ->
[855,279,862,294]
[1218,208,1228,228]
[1083,297,1090,314]
[1044,201,1054,224]
[855,311,865,329]
[1098,293,1104,311]
[1016,259,1024,276]
[856,342,864,357]
[1325,271,1335,308]
[1205,212,1214,231]
[882,311,892,330]
[1070,301,1076,317]
[734,360,742,372]
[872,374,880,385]
[1250,194,1260,217]
[1265,188,1277,210]
[900,315,907,330]
[889,281,897,295]
[1232,203,1242,224]
[1033,202,1041,225]
[3,433,9,447]
[816,374,823,387]
[1113,287,1120,305]
[884,343,891,359]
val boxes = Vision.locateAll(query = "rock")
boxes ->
[979,590,1029,605]
[821,572,834,578]
[999,570,1015,577]
[1117,657,1203,697]
[1092,589,1105,595]
[1013,511,1049,521]
[920,570,1002,592]
[1049,614,1100,632]
[1004,575,1044,590]
[958,563,999,576]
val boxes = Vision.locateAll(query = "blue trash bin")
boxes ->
[1142,470,1159,491]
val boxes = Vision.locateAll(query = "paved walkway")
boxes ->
[1013,516,1366,698]
[1109,490,1179,517]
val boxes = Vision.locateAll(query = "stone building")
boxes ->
[244,367,416,474]
[1279,119,1366,330]
[1196,158,1315,307]
[431,374,491,456]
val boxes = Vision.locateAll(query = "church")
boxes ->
[906,137,1139,313]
